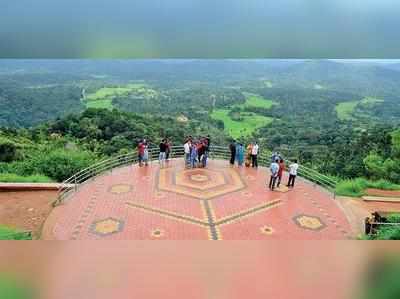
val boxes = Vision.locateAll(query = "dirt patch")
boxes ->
[366,188,400,198]
[0,190,57,239]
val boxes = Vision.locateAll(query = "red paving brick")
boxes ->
[42,159,352,240]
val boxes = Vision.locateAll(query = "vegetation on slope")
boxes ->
[0,173,52,183]
[358,256,400,298]
[364,214,400,240]
[0,108,230,182]
[0,273,35,299]
[335,178,400,197]
[0,225,32,240]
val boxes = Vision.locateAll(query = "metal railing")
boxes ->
[56,144,337,205]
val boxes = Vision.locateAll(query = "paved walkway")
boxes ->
[42,159,352,240]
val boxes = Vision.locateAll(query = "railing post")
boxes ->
[74,176,77,191]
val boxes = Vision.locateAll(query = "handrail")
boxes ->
[56,144,338,205]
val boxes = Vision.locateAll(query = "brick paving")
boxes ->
[42,159,352,240]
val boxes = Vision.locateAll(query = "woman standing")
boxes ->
[276,158,285,188]
[165,138,171,161]
[245,143,253,167]
[237,143,245,166]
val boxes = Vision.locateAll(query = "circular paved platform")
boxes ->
[42,159,352,240]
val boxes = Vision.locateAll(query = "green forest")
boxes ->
[1,59,400,186]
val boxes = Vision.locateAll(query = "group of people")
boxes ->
[229,140,259,168]
[137,138,172,167]
[268,151,299,191]
[138,137,299,191]
[137,138,150,167]
[183,135,211,168]
[158,138,172,167]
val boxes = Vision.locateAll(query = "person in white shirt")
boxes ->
[183,140,191,168]
[251,142,259,168]
[287,159,299,188]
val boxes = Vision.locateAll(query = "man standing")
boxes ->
[206,135,211,149]
[137,139,146,167]
[183,139,191,168]
[142,140,149,166]
[251,141,259,168]
[159,139,167,168]
[229,140,236,165]
[197,140,205,167]
[287,159,299,188]
[269,159,279,191]
[190,141,198,168]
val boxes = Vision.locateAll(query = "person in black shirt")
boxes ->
[159,139,167,167]
[229,140,236,165]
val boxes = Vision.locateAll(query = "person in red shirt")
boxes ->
[276,158,285,188]
[165,138,171,161]
[137,139,146,167]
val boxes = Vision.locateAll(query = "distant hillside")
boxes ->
[1,59,400,128]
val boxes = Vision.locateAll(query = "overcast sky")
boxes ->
[1,0,399,58]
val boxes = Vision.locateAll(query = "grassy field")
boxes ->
[211,93,276,138]
[0,173,53,183]
[210,109,273,139]
[335,101,359,120]
[335,97,384,121]
[240,93,275,109]
[84,83,157,109]
[85,99,113,109]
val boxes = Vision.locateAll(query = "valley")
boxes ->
[1,59,400,182]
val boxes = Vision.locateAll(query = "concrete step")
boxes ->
[0,183,75,192]
[362,196,400,203]
[365,188,400,198]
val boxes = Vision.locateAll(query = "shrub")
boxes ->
[365,214,400,240]
[373,226,400,240]
[0,147,97,182]
[0,137,18,162]
[364,153,386,179]
[358,256,400,299]
[335,178,400,197]
[0,225,32,240]
[0,273,35,299]
[33,149,97,182]
[335,178,368,197]
[368,179,400,191]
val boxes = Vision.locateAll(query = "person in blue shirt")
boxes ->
[237,143,245,166]
[190,141,198,168]
[269,159,279,191]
